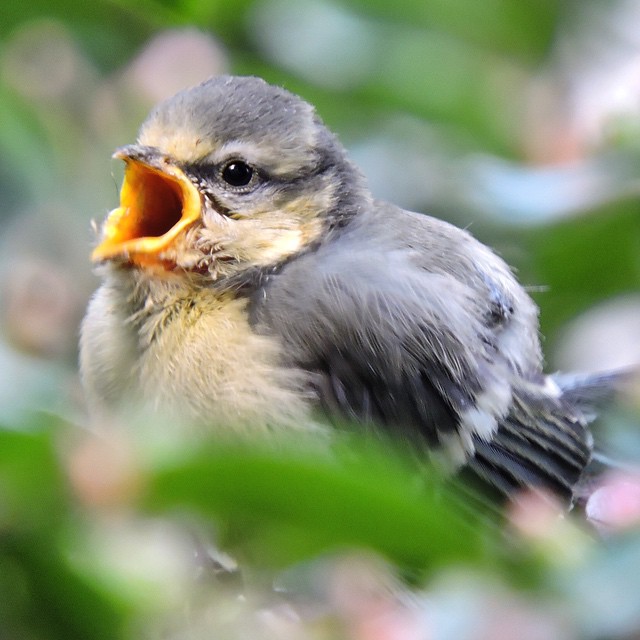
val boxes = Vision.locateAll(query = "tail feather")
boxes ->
[551,369,633,420]
[464,370,629,503]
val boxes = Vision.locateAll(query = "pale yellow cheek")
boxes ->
[281,189,336,224]
[231,213,325,267]
[191,187,332,268]
[254,229,306,263]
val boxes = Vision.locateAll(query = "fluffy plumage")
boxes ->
[81,75,617,502]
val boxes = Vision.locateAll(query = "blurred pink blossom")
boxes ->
[122,28,227,104]
[586,472,640,534]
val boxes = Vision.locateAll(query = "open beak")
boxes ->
[92,147,202,266]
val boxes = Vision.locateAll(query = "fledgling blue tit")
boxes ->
[81,75,621,502]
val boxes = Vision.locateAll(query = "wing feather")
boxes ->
[252,206,593,498]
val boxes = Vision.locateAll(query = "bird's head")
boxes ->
[92,75,368,284]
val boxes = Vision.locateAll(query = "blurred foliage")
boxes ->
[1,418,640,639]
[0,419,134,640]
[143,438,497,573]
[1,0,640,638]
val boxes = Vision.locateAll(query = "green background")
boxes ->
[1,1,639,638]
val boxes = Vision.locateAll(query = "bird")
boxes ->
[80,74,622,504]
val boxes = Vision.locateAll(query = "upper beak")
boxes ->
[92,145,202,265]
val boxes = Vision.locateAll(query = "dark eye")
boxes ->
[221,161,254,187]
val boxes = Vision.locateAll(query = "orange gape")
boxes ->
[92,154,201,267]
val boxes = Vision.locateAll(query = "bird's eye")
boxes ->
[221,161,254,187]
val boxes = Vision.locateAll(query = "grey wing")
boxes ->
[268,262,491,446]
[253,207,592,499]
[253,208,530,451]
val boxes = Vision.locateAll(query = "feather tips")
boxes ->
[467,387,593,502]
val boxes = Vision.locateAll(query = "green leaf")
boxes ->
[0,427,68,533]
[142,438,498,574]
[524,201,640,342]
[0,423,134,640]
[0,537,132,640]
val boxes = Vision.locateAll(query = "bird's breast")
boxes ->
[80,275,313,434]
